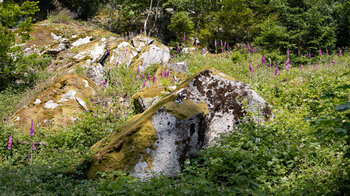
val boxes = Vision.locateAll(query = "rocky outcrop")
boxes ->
[131,41,171,72]
[107,41,138,66]
[132,35,154,52]
[12,74,96,129]
[82,67,272,179]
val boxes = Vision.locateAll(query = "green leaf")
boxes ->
[334,128,347,137]
[335,102,350,112]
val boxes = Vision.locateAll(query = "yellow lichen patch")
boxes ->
[86,93,177,178]
[11,74,96,131]
[87,118,158,178]
[133,86,165,99]
[22,24,59,49]
[165,99,209,120]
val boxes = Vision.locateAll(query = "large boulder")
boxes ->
[132,35,154,52]
[82,67,272,179]
[130,42,171,72]
[12,74,96,129]
[107,41,138,67]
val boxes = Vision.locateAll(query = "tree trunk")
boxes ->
[144,0,154,35]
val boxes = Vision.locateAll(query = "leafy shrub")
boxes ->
[168,11,194,42]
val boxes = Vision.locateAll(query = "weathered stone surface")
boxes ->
[168,61,188,73]
[82,67,272,179]
[44,38,71,56]
[12,74,96,129]
[132,35,154,52]
[131,42,171,72]
[107,41,138,67]
[73,38,107,63]
[84,61,106,85]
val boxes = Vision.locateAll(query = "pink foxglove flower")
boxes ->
[183,33,186,41]
[300,65,303,69]
[152,74,156,83]
[319,49,322,56]
[215,40,217,47]
[340,50,342,56]
[332,60,336,64]
[102,79,106,88]
[8,135,12,150]
[32,142,35,151]
[285,59,290,70]
[142,79,146,88]
[160,71,163,77]
[287,49,289,57]
[249,62,252,71]
[137,66,140,73]
[142,73,144,79]
[30,120,34,137]
[274,67,278,75]
[248,73,251,78]
[261,55,265,64]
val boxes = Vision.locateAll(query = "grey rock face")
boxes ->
[108,42,138,66]
[138,44,171,72]
[44,38,71,56]
[132,35,154,52]
[168,61,188,73]
[175,69,272,144]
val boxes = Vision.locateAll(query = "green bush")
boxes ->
[168,11,194,42]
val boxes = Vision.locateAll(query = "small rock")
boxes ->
[44,100,59,109]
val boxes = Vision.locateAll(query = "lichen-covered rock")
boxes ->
[130,42,171,72]
[73,38,107,63]
[44,38,71,56]
[12,74,96,129]
[168,61,188,73]
[132,35,154,52]
[82,67,272,179]
[107,41,138,67]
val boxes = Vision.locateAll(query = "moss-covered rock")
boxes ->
[83,67,272,179]
[11,74,97,130]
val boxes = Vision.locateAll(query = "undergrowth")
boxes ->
[0,50,349,195]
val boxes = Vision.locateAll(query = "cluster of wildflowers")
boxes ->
[133,66,159,88]
[8,120,37,164]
